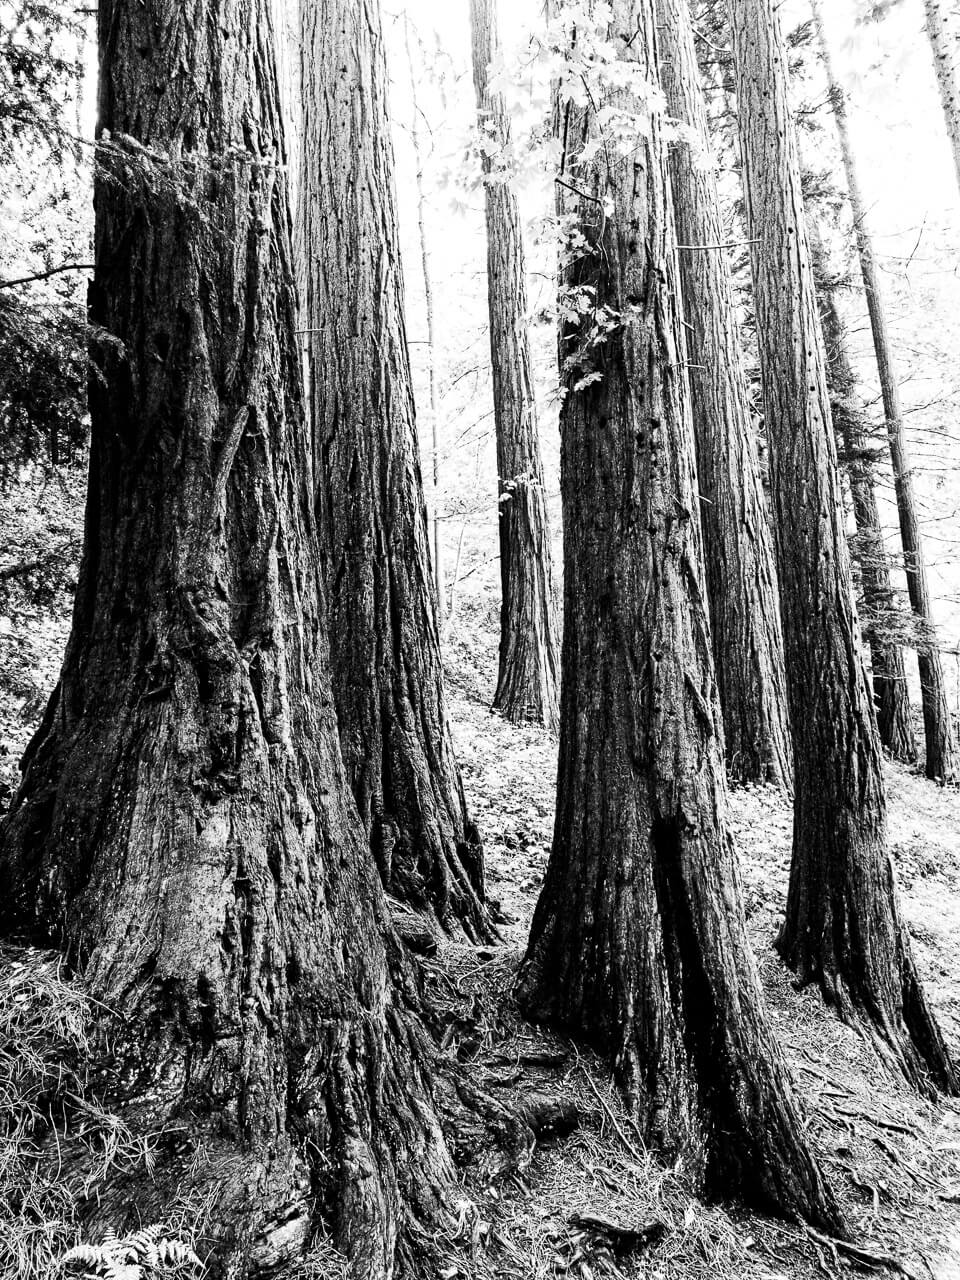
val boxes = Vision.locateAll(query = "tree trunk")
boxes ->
[729,0,956,1093]
[518,0,843,1232]
[299,0,493,943]
[808,224,918,764]
[470,0,561,733]
[403,19,445,616]
[813,0,955,782]
[0,0,465,1271]
[922,0,960,199]
[655,0,791,788]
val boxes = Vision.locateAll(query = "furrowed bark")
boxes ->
[470,0,561,733]
[299,0,493,944]
[813,0,955,782]
[808,223,917,764]
[518,0,843,1232]
[0,3,508,1273]
[729,0,956,1094]
[656,0,792,788]
[922,0,960,199]
[403,18,446,616]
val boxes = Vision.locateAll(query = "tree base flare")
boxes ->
[38,967,561,1280]
[518,811,846,1240]
[776,928,958,1100]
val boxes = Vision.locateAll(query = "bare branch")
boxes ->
[0,263,94,291]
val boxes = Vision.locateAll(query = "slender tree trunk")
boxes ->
[729,0,956,1093]
[403,20,445,615]
[655,0,791,788]
[813,0,955,781]
[0,1,466,1270]
[299,0,493,943]
[470,0,561,732]
[808,224,918,764]
[518,0,842,1231]
[922,0,960,198]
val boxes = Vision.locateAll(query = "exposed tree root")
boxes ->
[777,852,958,1099]
[43,953,580,1280]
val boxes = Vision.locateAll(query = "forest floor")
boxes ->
[434,592,960,1280]
[3,538,960,1278]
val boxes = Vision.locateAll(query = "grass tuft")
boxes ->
[0,944,91,1278]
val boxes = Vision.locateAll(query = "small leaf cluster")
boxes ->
[558,284,623,392]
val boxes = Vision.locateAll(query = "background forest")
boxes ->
[4,0,960,1278]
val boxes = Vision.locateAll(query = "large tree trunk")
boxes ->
[0,1,469,1273]
[813,0,955,782]
[403,19,446,616]
[299,0,493,943]
[518,0,842,1232]
[655,0,791,788]
[922,0,960,199]
[470,0,561,733]
[808,224,918,764]
[729,0,956,1093]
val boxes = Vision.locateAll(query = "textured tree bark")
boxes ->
[470,0,561,733]
[729,0,956,1093]
[808,224,918,764]
[0,1,470,1273]
[813,0,955,782]
[403,19,445,616]
[299,0,493,943]
[922,0,960,199]
[518,0,842,1231]
[655,0,791,788]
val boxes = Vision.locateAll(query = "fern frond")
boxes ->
[102,1262,140,1280]
[121,1223,163,1255]
[61,1223,201,1278]
[61,1242,105,1267]
[157,1239,202,1268]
